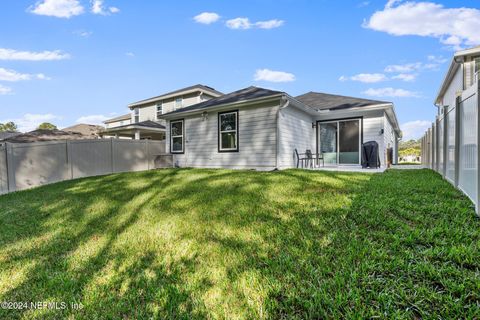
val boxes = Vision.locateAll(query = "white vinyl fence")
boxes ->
[0,138,170,195]
[421,80,480,214]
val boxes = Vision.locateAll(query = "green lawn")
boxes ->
[0,169,479,319]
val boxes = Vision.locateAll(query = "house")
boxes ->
[101,84,223,140]
[159,86,401,170]
[435,46,480,116]
[63,124,104,138]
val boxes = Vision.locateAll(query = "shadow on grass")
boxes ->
[0,168,478,319]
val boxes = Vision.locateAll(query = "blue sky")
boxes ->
[1,0,479,139]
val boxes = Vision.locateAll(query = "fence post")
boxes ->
[454,96,461,188]
[5,143,16,192]
[443,108,448,177]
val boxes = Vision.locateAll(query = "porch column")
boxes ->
[134,130,140,140]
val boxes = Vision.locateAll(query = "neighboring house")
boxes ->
[63,124,104,138]
[0,131,21,141]
[435,46,480,116]
[159,86,401,170]
[102,84,223,140]
[3,129,90,143]
[104,114,131,129]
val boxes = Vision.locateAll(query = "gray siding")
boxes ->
[0,144,7,194]
[442,65,463,108]
[277,105,314,168]
[383,112,396,164]
[166,100,281,169]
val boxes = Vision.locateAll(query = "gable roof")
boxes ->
[104,113,131,124]
[128,84,223,108]
[295,92,391,111]
[160,86,284,117]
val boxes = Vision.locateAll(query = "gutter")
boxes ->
[275,96,290,169]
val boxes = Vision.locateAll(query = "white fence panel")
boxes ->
[113,140,148,173]
[458,94,478,205]
[11,142,70,190]
[446,107,456,183]
[70,139,113,178]
[0,139,168,193]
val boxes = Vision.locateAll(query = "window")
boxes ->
[156,102,163,119]
[218,111,238,152]
[170,120,184,153]
[475,57,480,74]
[175,98,183,109]
[134,108,139,123]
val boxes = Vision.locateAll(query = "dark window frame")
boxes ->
[170,119,185,154]
[218,110,239,153]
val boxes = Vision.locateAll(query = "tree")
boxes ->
[37,122,57,130]
[0,121,18,132]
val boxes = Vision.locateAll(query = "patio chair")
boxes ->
[305,150,314,168]
[294,149,309,168]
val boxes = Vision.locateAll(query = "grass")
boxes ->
[0,168,479,319]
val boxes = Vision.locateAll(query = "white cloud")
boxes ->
[76,114,109,124]
[254,69,295,83]
[1,113,62,132]
[0,85,12,95]
[358,1,370,8]
[339,73,387,83]
[363,1,480,49]
[29,0,84,18]
[125,52,135,57]
[91,0,119,15]
[226,17,284,30]
[363,87,419,98]
[226,17,252,30]
[427,55,448,64]
[73,30,92,37]
[194,12,220,24]
[401,120,432,140]
[391,73,417,82]
[0,48,70,61]
[255,19,284,29]
[0,68,50,82]
[384,62,422,73]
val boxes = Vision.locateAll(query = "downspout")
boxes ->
[275,96,290,170]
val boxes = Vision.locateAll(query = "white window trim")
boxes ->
[218,111,238,152]
[170,119,184,153]
[175,97,183,110]
[156,102,163,120]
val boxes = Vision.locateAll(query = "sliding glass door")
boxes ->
[318,119,361,165]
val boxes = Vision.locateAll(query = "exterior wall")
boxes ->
[105,118,131,129]
[384,112,397,164]
[441,65,463,110]
[313,109,387,167]
[166,99,281,169]
[277,105,315,168]
[131,92,214,126]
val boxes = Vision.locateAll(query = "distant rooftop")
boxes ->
[128,84,223,108]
